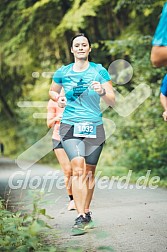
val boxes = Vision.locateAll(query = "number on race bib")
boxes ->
[74,122,96,138]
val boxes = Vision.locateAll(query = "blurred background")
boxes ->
[0,0,167,186]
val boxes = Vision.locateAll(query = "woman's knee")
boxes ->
[62,164,72,177]
[73,167,84,177]
[71,157,85,177]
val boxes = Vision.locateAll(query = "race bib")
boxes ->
[73,122,97,138]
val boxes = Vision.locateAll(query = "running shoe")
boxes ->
[85,211,94,229]
[68,200,76,211]
[71,215,87,236]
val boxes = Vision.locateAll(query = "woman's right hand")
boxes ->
[58,96,67,108]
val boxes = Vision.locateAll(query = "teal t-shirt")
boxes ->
[152,3,167,46]
[52,62,111,125]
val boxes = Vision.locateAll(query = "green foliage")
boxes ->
[99,93,167,183]
[51,0,107,36]
[0,191,56,251]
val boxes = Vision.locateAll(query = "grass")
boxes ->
[96,165,166,188]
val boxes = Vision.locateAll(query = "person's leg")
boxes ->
[84,143,104,211]
[81,144,104,229]
[53,139,76,210]
[60,123,98,233]
[61,138,90,235]
[65,124,105,215]
[71,156,87,216]
[61,138,87,215]
[54,148,72,196]
[84,164,96,212]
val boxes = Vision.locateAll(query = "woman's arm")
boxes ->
[101,81,115,106]
[92,80,115,107]
[150,46,167,67]
[49,80,62,101]
[47,110,61,128]
[49,81,66,108]
[47,103,62,128]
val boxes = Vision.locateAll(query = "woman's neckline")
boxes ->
[72,62,90,73]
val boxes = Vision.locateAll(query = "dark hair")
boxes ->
[70,33,91,48]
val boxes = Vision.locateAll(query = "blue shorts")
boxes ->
[59,123,105,165]
[160,74,167,97]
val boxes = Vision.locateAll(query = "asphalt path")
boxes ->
[0,157,167,252]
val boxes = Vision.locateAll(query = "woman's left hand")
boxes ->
[91,81,103,95]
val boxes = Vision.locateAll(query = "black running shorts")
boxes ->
[59,123,105,165]
[52,139,63,150]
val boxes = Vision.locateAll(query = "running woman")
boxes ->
[47,98,76,211]
[49,33,115,235]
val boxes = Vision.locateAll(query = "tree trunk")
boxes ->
[0,93,15,120]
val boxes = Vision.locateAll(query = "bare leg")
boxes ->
[71,157,87,216]
[54,149,72,195]
[85,164,96,212]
